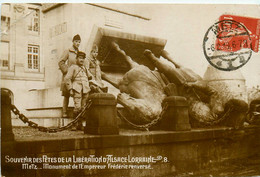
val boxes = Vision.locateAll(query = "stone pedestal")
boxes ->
[247,99,260,125]
[223,99,248,129]
[85,93,119,135]
[156,96,191,131]
[1,88,16,177]
[1,88,15,142]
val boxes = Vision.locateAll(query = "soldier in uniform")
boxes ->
[58,34,81,118]
[88,44,108,93]
[64,51,92,130]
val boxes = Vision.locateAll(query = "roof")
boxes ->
[203,65,245,81]
[41,3,150,20]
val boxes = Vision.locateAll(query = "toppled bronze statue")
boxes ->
[102,42,168,124]
[102,42,248,128]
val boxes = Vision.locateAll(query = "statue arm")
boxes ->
[144,49,187,85]
[161,50,181,68]
[111,42,139,69]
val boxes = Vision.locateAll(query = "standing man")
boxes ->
[88,45,102,87]
[58,34,81,118]
[88,44,108,93]
[64,51,92,130]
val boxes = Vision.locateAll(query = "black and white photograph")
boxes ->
[1,2,260,177]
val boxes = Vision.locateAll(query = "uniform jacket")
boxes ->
[58,46,90,93]
[64,64,92,94]
[88,56,103,87]
[58,46,78,75]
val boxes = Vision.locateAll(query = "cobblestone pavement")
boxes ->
[13,126,85,140]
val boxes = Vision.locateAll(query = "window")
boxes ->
[1,16,10,34]
[0,41,9,69]
[28,45,39,70]
[28,8,39,32]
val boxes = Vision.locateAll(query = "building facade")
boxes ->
[1,3,44,111]
[1,3,164,125]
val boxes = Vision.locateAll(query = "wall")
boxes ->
[1,3,153,121]
[1,3,45,113]
[43,3,150,88]
[42,4,72,89]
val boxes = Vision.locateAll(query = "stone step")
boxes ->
[25,103,124,118]
[12,117,61,127]
[12,116,80,127]
[25,107,74,118]
[13,105,125,128]
[26,86,120,119]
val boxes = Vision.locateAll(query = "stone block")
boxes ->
[85,93,119,135]
[1,88,14,142]
[154,96,191,131]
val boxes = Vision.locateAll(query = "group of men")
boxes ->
[58,34,106,129]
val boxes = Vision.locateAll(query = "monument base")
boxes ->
[84,126,119,135]
[2,125,260,177]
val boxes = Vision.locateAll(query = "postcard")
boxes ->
[1,3,260,177]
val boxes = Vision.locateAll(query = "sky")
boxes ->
[79,3,260,87]
[132,4,260,88]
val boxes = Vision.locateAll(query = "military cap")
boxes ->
[91,44,98,52]
[77,51,86,58]
[73,34,81,41]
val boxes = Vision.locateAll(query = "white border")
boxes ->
[0,0,260,4]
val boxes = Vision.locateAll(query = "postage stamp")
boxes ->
[203,19,253,71]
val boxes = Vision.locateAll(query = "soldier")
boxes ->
[64,51,92,130]
[58,34,81,118]
[88,44,108,93]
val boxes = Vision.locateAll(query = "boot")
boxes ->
[73,111,84,131]
[62,96,69,118]
[70,111,79,131]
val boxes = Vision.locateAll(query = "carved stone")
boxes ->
[1,88,14,142]
[85,93,119,135]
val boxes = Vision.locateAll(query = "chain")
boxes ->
[188,86,233,126]
[204,107,233,126]
[118,100,233,129]
[192,88,202,102]
[10,100,92,133]
[117,103,169,131]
